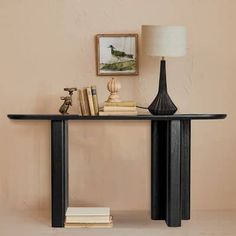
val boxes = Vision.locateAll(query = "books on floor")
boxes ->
[99,101,138,116]
[78,85,99,116]
[65,207,113,228]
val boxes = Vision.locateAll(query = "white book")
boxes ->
[65,207,110,223]
[66,207,110,216]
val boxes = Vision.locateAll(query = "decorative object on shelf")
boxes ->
[98,78,138,116]
[64,87,77,97]
[59,87,77,115]
[96,34,139,76]
[59,96,72,114]
[106,78,121,102]
[142,25,187,115]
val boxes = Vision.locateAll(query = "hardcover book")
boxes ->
[78,88,90,116]
[104,106,137,112]
[78,89,86,115]
[104,101,136,107]
[65,207,110,223]
[66,207,110,216]
[91,85,99,115]
[65,216,113,228]
[64,222,113,228]
[78,89,90,116]
[86,87,95,116]
[65,215,110,223]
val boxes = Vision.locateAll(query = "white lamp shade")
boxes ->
[142,25,187,57]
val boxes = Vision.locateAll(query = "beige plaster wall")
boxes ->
[0,0,235,211]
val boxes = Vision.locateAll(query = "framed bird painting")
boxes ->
[95,34,139,76]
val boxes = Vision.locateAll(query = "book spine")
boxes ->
[104,101,136,107]
[86,87,95,116]
[91,85,99,115]
[104,106,137,112]
[82,88,90,116]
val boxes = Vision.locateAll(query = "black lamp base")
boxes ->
[148,59,177,115]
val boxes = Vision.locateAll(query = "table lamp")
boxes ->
[142,25,187,115]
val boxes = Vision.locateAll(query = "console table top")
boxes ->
[8,114,227,121]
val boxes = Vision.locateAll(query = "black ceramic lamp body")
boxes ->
[148,59,177,115]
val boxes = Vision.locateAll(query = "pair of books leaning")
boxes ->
[65,207,113,228]
[78,86,99,116]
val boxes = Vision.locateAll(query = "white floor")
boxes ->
[0,210,236,236]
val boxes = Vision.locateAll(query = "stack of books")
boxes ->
[78,86,99,116]
[65,207,113,228]
[99,101,137,116]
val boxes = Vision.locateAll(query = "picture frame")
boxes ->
[95,34,139,76]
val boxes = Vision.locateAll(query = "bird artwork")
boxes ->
[108,45,133,60]
[96,34,138,75]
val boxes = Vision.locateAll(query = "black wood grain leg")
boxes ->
[166,120,181,227]
[151,121,168,220]
[51,120,68,227]
[181,120,191,220]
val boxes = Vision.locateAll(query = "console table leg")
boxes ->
[181,120,191,220]
[51,120,68,227]
[166,120,181,227]
[151,121,168,220]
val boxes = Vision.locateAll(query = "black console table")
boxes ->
[8,114,226,227]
